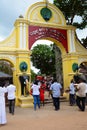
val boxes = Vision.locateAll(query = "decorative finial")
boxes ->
[19,15,24,18]
[40,0,52,22]
[43,0,49,7]
[43,0,49,2]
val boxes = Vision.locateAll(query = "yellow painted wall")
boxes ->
[0,0,87,106]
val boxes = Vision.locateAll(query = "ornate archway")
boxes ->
[0,0,87,107]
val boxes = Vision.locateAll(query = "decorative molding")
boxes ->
[20,23,23,49]
[0,55,16,63]
[78,58,87,64]
[29,11,40,21]
[0,36,16,47]
[23,23,26,49]
[19,23,27,49]
[69,30,76,52]
[27,3,66,25]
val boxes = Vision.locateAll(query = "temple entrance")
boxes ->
[0,0,87,107]
[31,39,63,86]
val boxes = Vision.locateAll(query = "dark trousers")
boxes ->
[8,99,15,114]
[21,85,25,95]
[85,93,87,105]
[76,96,86,111]
[53,97,60,110]
[69,94,75,105]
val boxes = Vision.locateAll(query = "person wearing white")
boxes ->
[31,80,40,110]
[76,79,87,111]
[85,83,87,104]
[6,81,16,115]
[0,86,7,125]
[69,79,76,106]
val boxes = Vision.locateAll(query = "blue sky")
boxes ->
[0,0,86,41]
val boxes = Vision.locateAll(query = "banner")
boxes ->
[29,25,68,52]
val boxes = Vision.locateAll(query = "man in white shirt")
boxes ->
[76,78,86,111]
[69,79,76,106]
[6,81,16,115]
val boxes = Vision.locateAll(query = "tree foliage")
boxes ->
[54,0,87,27]
[81,37,87,48]
[31,69,37,82]
[31,44,56,75]
[54,0,87,47]
[53,44,63,85]
[0,61,12,75]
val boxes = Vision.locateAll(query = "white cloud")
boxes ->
[76,28,87,40]
[0,0,53,40]
[0,0,86,41]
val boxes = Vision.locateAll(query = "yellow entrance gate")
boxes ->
[0,0,87,107]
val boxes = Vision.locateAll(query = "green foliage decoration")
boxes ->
[40,7,52,21]
[19,62,28,72]
[72,63,78,72]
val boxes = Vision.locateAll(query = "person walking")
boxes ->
[0,83,7,125]
[85,83,87,105]
[40,81,46,106]
[6,80,16,115]
[69,79,76,106]
[31,80,40,110]
[75,78,87,111]
[50,78,62,111]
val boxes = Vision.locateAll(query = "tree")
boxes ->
[81,37,87,48]
[52,0,87,85]
[31,44,56,75]
[53,44,63,85]
[0,61,12,75]
[54,0,87,47]
[31,69,37,82]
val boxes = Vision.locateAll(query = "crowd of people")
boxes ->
[30,76,62,111]
[31,75,87,112]
[0,75,87,126]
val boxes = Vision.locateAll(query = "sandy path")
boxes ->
[0,102,87,130]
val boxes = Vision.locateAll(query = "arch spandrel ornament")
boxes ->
[25,1,66,25]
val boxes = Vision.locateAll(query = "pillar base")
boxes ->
[18,96,33,108]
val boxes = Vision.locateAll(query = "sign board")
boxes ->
[29,25,68,52]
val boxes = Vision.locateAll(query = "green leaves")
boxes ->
[54,0,87,26]
[31,44,56,75]
[54,0,87,48]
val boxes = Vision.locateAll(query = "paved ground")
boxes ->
[0,101,87,130]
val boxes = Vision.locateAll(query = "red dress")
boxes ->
[40,84,46,101]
